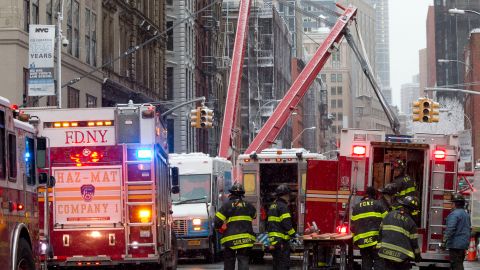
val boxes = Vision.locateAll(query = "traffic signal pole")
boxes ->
[160,97,206,118]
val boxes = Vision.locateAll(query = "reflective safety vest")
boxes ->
[267,198,295,245]
[350,198,388,249]
[393,174,417,199]
[214,196,257,249]
[377,209,420,263]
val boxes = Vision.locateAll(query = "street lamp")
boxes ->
[291,126,316,148]
[438,58,472,71]
[449,8,480,16]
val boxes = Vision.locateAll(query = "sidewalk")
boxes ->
[412,261,480,269]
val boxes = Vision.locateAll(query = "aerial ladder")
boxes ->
[219,1,399,158]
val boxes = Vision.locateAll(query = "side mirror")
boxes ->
[39,173,55,188]
[48,176,56,188]
[36,137,47,168]
[171,167,179,186]
[171,167,179,194]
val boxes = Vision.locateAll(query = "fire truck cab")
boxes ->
[305,129,461,267]
[237,149,325,253]
[169,153,232,262]
[0,97,41,270]
[24,102,178,269]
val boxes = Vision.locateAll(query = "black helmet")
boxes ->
[275,184,290,197]
[229,182,245,196]
[399,195,419,211]
[451,193,465,202]
[365,186,377,198]
[378,183,398,196]
[392,159,406,170]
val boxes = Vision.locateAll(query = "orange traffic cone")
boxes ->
[467,236,477,261]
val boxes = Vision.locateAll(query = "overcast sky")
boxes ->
[389,0,433,107]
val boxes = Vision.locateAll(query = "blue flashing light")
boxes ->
[137,149,153,159]
[24,152,31,162]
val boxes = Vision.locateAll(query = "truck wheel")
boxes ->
[204,239,216,263]
[16,238,34,270]
[167,233,178,270]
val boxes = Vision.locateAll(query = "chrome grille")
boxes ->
[173,219,188,236]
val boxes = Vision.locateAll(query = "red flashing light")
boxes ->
[336,224,348,234]
[11,104,19,110]
[352,145,366,156]
[17,203,24,211]
[434,149,446,159]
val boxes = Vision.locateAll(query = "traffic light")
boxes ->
[421,98,432,123]
[200,106,214,128]
[412,100,421,122]
[190,107,201,128]
[430,100,440,122]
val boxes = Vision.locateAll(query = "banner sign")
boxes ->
[53,166,122,226]
[28,25,55,96]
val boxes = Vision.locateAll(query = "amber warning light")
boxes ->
[352,145,366,157]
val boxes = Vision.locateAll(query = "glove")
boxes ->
[218,223,227,234]
[414,253,422,263]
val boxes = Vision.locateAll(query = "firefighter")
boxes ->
[351,186,388,270]
[378,182,399,211]
[443,193,471,270]
[267,184,296,270]
[377,195,421,270]
[392,159,417,199]
[214,182,256,270]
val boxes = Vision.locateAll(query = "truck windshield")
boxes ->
[173,174,211,203]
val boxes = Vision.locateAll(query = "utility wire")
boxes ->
[22,0,220,107]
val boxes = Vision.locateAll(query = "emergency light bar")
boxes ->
[45,121,114,128]
[137,149,153,159]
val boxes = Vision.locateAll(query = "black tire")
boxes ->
[167,233,178,270]
[204,238,216,263]
[16,238,34,270]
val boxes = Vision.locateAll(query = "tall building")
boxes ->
[274,0,304,58]
[400,75,420,115]
[368,0,391,104]
[223,0,293,151]
[165,0,197,154]
[434,0,480,99]
[0,1,166,108]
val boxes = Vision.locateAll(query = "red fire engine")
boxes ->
[0,96,40,270]
[24,102,178,269]
[305,129,461,267]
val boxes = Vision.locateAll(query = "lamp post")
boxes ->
[56,0,65,108]
[449,8,480,16]
[291,126,316,148]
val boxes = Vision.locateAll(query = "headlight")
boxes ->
[192,218,202,226]
[40,242,47,254]
[90,231,101,238]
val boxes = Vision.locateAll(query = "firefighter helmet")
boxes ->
[378,183,398,195]
[229,182,245,196]
[451,193,465,202]
[275,184,290,197]
[398,195,419,210]
[392,159,406,170]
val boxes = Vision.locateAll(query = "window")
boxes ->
[167,0,173,5]
[25,137,35,185]
[24,0,30,32]
[85,8,91,63]
[331,87,336,96]
[338,113,343,121]
[337,74,343,82]
[167,21,174,51]
[331,100,336,108]
[102,10,114,69]
[331,74,337,83]
[32,0,39,24]
[66,0,79,57]
[337,86,343,95]
[8,134,17,180]
[320,74,326,82]
[67,87,80,108]
[85,8,96,65]
[167,67,174,100]
[0,111,5,179]
[92,13,97,66]
[338,100,343,108]
[86,94,97,108]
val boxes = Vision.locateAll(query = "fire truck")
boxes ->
[23,102,178,269]
[305,129,461,267]
[237,149,325,253]
[169,153,232,262]
[0,96,42,270]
